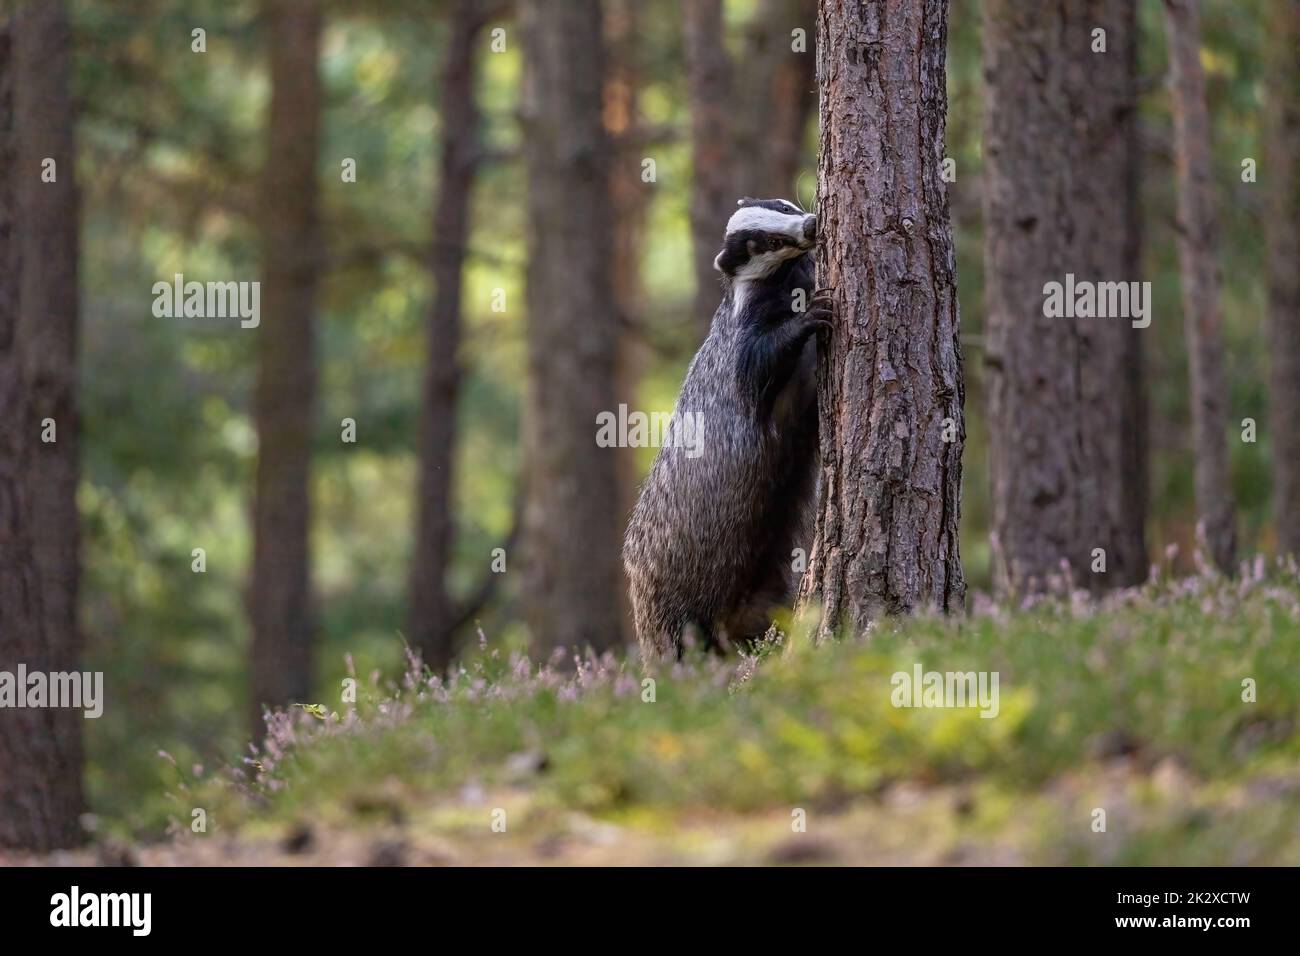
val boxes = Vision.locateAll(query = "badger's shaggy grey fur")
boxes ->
[623,198,829,658]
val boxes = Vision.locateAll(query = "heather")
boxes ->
[158,561,1300,865]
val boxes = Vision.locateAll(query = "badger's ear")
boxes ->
[712,249,727,272]
[736,196,755,208]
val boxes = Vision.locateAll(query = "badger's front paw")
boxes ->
[805,289,834,329]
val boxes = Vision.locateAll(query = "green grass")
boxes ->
[174,569,1300,864]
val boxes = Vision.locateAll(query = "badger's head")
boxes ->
[713,197,817,281]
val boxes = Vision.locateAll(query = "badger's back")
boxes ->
[623,300,818,657]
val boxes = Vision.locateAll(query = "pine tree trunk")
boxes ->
[0,0,86,850]
[1163,0,1236,573]
[250,0,321,729]
[1266,0,1300,557]
[799,0,965,637]
[983,0,1147,595]
[407,0,487,674]
[518,0,624,653]
[684,0,735,332]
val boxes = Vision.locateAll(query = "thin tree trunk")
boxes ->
[763,0,817,198]
[0,0,85,850]
[983,0,1147,595]
[685,0,818,330]
[737,0,817,199]
[1117,0,1148,583]
[798,0,964,637]
[518,0,624,652]
[1266,0,1300,556]
[250,0,321,729]
[684,0,735,332]
[607,0,649,648]
[407,0,488,674]
[1163,0,1236,573]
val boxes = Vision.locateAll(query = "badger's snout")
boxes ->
[800,214,818,246]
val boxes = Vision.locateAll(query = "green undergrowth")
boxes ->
[172,569,1300,863]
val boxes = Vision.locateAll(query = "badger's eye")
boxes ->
[767,237,783,251]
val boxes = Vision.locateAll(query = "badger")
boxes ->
[623,197,830,659]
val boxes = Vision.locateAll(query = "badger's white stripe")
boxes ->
[725,205,809,239]
[730,278,753,318]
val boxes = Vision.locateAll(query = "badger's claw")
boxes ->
[803,309,832,332]
[805,289,834,327]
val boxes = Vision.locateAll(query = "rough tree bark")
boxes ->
[983,0,1147,595]
[683,0,736,332]
[1163,0,1236,573]
[1266,0,1300,557]
[518,0,624,652]
[250,0,321,729]
[798,0,964,637]
[407,0,488,674]
[0,4,85,851]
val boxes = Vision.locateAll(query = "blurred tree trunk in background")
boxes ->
[251,0,321,730]
[518,0,624,653]
[606,0,648,648]
[1266,0,1300,557]
[983,0,1147,596]
[683,0,734,332]
[1163,0,1236,573]
[735,0,817,199]
[408,0,488,674]
[1116,0,1148,583]
[685,0,817,333]
[798,0,964,637]
[0,1,86,850]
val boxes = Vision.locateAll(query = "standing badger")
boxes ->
[623,198,829,658]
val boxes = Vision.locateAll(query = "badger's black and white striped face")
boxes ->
[713,198,817,281]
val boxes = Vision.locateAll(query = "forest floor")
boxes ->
[8,565,1300,867]
[16,757,1299,866]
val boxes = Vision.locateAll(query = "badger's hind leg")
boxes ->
[719,583,789,653]
[637,618,716,662]
[680,620,719,658]
[722,511,811,651]
[628,569,698,661]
